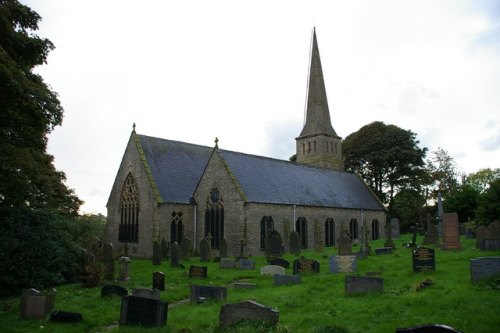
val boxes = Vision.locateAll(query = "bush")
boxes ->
[0,207,81,296]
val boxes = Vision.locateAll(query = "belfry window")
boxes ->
[171,211,184,243]
[119,173,139,243]
[302,143,306,155]
[260,216,274,250]
[308,142,311,153]
[296,217,308,249]
[204,188,224,249]
[314,141,317,152]
[325,218,335,247]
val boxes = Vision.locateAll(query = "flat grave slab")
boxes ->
[189,265,208,278]
[345,276,383,294]
[260,265,286,276]
[470,257,500,283]
[237,259,255,270]
[274,274,301,286]
[375,247,393,255]
[329,255,357,273]
[219,258,236,269]
[190,285,227,302]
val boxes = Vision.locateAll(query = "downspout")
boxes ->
[191,196,197,252]
[293,204,296,231]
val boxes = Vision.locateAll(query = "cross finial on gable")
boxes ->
[214,137,219,148]
[132,123,136,133]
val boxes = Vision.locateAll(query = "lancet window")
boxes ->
[119,173,139,243]
[171,211,184,243]
[204,188,224,249]
[325,218,335,247]
[296,217,308,249]
[260,216,274,250]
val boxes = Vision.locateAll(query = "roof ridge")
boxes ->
[136,133,213,150]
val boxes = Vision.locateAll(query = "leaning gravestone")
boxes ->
[441,213,461,250]
[119,257,131,282]
[329,255,357,273]
[293,258,320,274]
[103,242,115,280]
[470,257,500,283]
[391,218,400,238]
[260,265,286,276]
[119,295,168,327]
[412,247,436,273]
[20,288,55,320]
[170,242,180,267]
[189,265,208,278]
[237,259,255,270]
[274,274,301,286]
[337,229,352,255]
[152,241,162,265]
[345,275,383,294]
[289,230,301,256]
[153,272,165,291]
[200,238,210,262]
[219,237,228,258]
[219,300,279,330]
[180,237,192,259]
[269,258,290,269]
[132,288,160,300]
[101,285,127,298]
[190,285,227,302]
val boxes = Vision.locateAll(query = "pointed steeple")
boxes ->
[299,28,337,138]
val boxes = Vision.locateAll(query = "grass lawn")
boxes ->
[1,236,499,333]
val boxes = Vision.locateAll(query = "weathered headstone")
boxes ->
[274,274,301,286]
[269,258,290,269]
[422,214,438,245]
[200,238,210,262]
[119,256,131,282]
[313,220,324,252]
[289,230,301,256]
[219,237,228,258]
[160,238,168,259]
[359,221,371,256]
[101,285,128,298]
[384,221,395,248]
[329,255,357,273]
[396,324,462,333]
[81,249,101,287]
[293,258,320,274]
[260,265,286,276]
[391,218,400,238]
[476,221,500,250]
[374,247,393,255]
[189,265,208,278]
[103,242,115,280]
[180,236,192,259]
[345,275,383,294]
[190,285,227,302]
[267,230,284,257]
[152,241,162,265]
[219,258,236,269]
[470,257,500,283]
[412,247,436,273]
[20,288,55,319]
[237,259,255,270]
[441,213,461,250]
[153,272,165,291]
[170,242,180,267]
[238,238,248,259]
[337,228,352,255]
[219,300,279,330]
[132,288,160,300]
[119,295,168,327]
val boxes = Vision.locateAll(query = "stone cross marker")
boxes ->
[119,256,131,282]
[441,213,461,250]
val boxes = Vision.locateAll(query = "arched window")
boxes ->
[325,218,335,247]
[296,217,308,249]
[260,216,274,250]
[204,188,224,249]
[119,173,139,243]
[372,219,380,240]
[349,218,358,240]
[171,211,184,243]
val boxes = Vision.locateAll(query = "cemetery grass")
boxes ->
[1,237,499,333]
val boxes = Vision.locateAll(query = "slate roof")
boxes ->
[137,134,384,211]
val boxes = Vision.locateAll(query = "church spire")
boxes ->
[299,27,337,138]
[295,28,344,171]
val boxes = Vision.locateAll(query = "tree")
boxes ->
[425,147,459,200]
[343,121,427,208]
[443,183,479,223]
[465,168,500,194]
[0,0,81,214]
[475,178,500,225]
[391,188,426,232]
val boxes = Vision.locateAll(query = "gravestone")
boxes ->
[200,238,210,262]
[329,255,357,273]
[153,272,165,291]
[119,257,131,282]
[50,311,83,322]
[160,238,168,259]
[293,258,320,274]
[283,218,290,253]
[479,239,500,251]
[313,220,324,252]
[345,275,383,294]
[219,258,236,269]
[81,249,101,287]
[219,300,279,330]
[238,238,248,259]
[260,265,286,276]
[289,230,300,256]
[219,237,228,258]
[180,237,192,259]
[391,218,400,238]
[422,214,438,245]
[119,295,168,327]
[152,241,161,265]
[274,274,301,286]
[267,230,284,257]
[384,221,395,248]
[170,242,180,267]
[20,288,55,319]
[190,285,227,302]
[101,285,128,298]
[441,213,461,250]
[269,258,290,269]
[476,221,500,250]
[233,282,257,289]
[189,265,208,278]
[470,257,500,283]
[359,222,371,256]
[396,324,462,333]
[337,229,352,255]
[375,247,393,255]
[238,259,255,270]
[412,247,436,273]
[103,242,115,280]
[132,288,160,300]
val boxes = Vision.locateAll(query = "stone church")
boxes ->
[105,30,386,258]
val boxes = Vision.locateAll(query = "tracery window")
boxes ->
[296,217,308,249]
[171,211,184,243]
[119,173,139,243]
[260,216,274,250]
[325,218,335,247]
[349,218,359,240]
[204,188,224,249]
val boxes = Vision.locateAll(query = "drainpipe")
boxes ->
[293,204,296,231]
[190,196,197,252]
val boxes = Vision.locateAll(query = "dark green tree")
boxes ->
[443,183,479,223]
[391,188,426,232]
[343,121,427,209]
[0,0,81,214]
[476,178,500,225]
[425,147,459,200]
[466,168,500,194]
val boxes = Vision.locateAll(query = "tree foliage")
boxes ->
[475,178,500,225]
[425,147,459,200]
[0,0,81,214]
[343,121,427,208]
[465,168,500,194]
[443,184,479,223]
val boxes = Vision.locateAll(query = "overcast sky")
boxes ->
[25,0,500,215]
